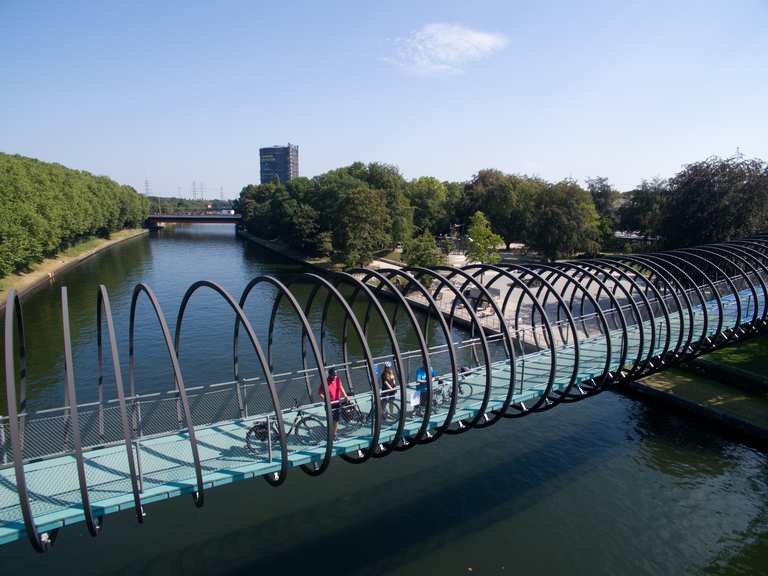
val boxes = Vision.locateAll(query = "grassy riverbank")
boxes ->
[0,228,148,303]
[630,335,768,441]
[701,336,768,370]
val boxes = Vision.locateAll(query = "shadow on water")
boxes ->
[100,415,621,576]
[630,398,733,478]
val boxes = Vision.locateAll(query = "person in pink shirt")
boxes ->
[319,367,350,439]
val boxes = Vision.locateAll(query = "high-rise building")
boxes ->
[259,144,299,184]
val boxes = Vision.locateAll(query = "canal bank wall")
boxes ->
[236,228,332,273]
[619,365,768,445]
[0,228,149,312]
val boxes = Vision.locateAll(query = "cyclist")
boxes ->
[319,367,350,439]
[380,362,397,419]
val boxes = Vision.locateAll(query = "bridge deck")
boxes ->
[0,289,757,545]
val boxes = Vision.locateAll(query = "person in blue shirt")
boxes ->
[413,365,439,412]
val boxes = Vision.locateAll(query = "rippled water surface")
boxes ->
[2,225,766,575]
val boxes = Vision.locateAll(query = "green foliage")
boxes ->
[586,177,617,219]
[387,187,414,245]
[466,211,502,264]
[334,187,391,267]
[460,170,545,248]
[407,176,448,234]
[403,232,445,268]
[0,153,149,278]
[148,196,231,214]
[619,178,667,241]
[527,180,601,261]
[239,163,406,263]
[238,155,768,266]
[661,156,768,247]
[586,177,620,249]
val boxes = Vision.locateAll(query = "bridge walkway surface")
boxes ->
[0,285,759,547]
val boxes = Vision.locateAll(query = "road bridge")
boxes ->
[2,236,768,552]
[146,213,241,225]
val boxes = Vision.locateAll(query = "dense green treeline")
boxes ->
[238,155,768,265]
[148,196,232,214]
[236,161,601,265]
[0,153,149,277]
[618,156,768,247]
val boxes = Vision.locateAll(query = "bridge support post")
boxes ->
[235,378,245,419]
[518,329,526,395]
[0,424,6,465]
[133,400,144,492]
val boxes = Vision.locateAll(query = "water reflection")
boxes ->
[630,400,732,479]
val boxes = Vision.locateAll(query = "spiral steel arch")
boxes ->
[131,283,205,506]
[2,236,768,552]
[179,280,290,486]
[3,289,56,552]
[61,287,101,538]
[96,285,144,524]
[241,274,333,476]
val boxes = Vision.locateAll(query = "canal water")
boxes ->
[2,225,767,575]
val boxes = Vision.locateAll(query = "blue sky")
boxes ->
[1,0,766,197]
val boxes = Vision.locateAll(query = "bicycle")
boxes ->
[338,395,400,430]
[245,398,326,453]
[412,378,471,416]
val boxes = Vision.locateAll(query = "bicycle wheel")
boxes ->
[342,402,365,429]
[295,414,326,446]
[245,422,268,454]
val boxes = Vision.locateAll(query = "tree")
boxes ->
[465,211,503,264]
[478,174,517,247]
[0,153,149,278]
[586,177,617,219]
[407,176,448,234]
[586,177,619,249]
[443,180,463,233]
[460,170,545,248]
[361,162,412,246]
[619,178,667,241]
[387,187,414,246]
[334,187,391,267]
[661,156,768,247]
[527,180,601,260]
[286,203,323,254]
[402,232,445,268]
[239,181,282,238]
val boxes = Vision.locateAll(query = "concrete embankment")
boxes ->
[236,228,332,272]
[0,228,149,310]
[236,229,505,338]
[623,365,768,443]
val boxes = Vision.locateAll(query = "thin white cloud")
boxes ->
[387,22,508,76]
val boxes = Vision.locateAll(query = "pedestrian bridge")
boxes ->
[2,238,767,552]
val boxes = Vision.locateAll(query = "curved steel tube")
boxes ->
[3,289,57,552]
[132,283,205,506]
[61,287,101,538]
[96,285,144,524]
